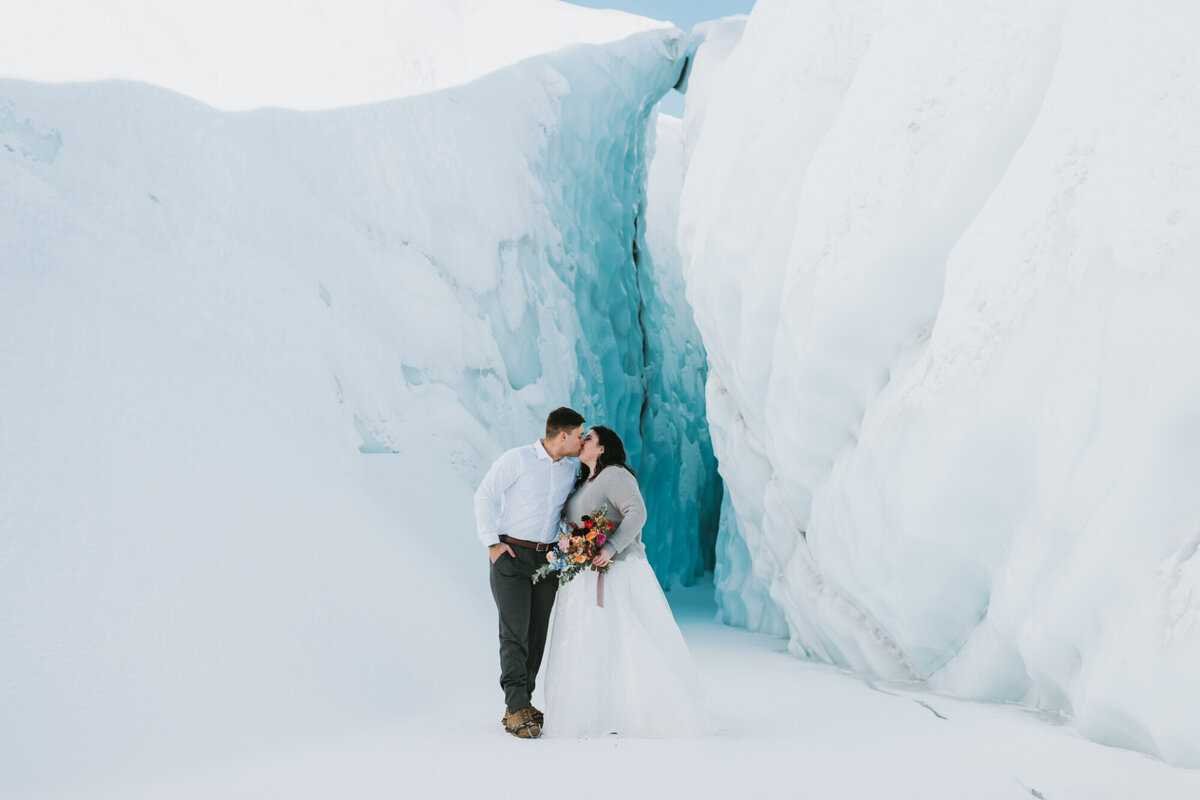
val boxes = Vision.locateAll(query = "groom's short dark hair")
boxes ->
[545,407,585,437]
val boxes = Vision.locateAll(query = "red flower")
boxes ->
[584,520,594,529]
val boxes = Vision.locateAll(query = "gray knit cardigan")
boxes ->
[563,466,647,561]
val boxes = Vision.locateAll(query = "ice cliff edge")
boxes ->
[680,0,1200,767]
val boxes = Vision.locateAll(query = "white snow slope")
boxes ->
[680,0,1200,767]
[1,21,688,797]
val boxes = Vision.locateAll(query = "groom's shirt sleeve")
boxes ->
[474,448,522,547]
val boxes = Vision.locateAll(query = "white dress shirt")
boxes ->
[474,440,578,547]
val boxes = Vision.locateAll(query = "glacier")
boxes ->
[638,114,723,581]
[5,0,1200,788]
[0,20,724,793]
[680,0,1200,767]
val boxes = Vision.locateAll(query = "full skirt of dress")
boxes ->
[542,553,719,738]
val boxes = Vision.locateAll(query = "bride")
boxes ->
[543,425,718,738]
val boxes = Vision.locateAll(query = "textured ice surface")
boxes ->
[0,27,691,794]
[680,0,1200,765]
[638,115,722,584]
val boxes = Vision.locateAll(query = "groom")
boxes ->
[474,407,584,739]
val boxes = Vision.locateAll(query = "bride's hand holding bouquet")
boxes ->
[531,506,615,586]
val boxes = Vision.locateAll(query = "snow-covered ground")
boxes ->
[18,456,1199,799]
[75,464,1200,800]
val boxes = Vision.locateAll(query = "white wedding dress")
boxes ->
[542,552,720,738]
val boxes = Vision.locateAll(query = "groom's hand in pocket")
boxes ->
[489,542,515,563]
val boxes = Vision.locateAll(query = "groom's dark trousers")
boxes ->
[490,545,559,712]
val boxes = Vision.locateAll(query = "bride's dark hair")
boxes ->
[576,425,636,489]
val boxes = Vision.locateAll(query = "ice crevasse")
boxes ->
[679,0,1200,767]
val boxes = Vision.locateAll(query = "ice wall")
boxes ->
[680,0,1200,765]
[676,14,787,635]
[0,29,686,794]
[637,115,722,584]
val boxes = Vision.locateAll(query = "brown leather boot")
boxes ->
[500,706,544,728]
[503,706,542,739]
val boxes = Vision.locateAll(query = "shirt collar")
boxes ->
[534,439,553,462]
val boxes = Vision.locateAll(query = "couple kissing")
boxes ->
[473,407,717,739]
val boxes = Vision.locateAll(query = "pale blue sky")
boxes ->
[566,0,755,116]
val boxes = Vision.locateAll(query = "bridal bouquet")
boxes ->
[532,505,616,586]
